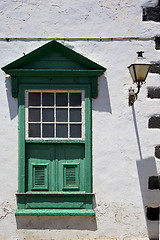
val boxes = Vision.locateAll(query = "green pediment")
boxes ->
[2,40,106,98]
[2,40,106,77]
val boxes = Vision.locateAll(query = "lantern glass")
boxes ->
[128,64,136,82]
[134,64,150,82]
[128,52,151,84]
[128,64,151,83]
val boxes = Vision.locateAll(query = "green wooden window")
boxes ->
[21,84,93,216]
[2,40,106,216]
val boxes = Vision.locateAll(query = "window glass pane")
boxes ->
[42,93,54,106]
[42,109,54,122]
[56,109,68,122]
[29,109,40,122]
[27,91,84,140]
[42,124,54,138]
[56,124,68,138]
[29,124,41,137]
[29,93,41,106]
[70,93,81,106]
[70,109,81,122]
[56,93,68,106]
[70,124,81,138]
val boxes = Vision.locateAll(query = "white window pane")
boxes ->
[70,109,81,122]
[42,124,54,138]
[29,93,41,106]
[29,109,40,122]
[56,109,68,122]
[42,109,54,122]
[56,124,68,138]
[26,90,84,140]
[42,93,54,106]
[56,93,68,106]
[70,124,81,138]
[29,124,41,137]
[70,93,81,106]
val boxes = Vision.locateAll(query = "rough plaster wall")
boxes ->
[0,0,159,38]
[0,0,160,240]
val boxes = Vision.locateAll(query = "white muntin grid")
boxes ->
[25,90,85,140]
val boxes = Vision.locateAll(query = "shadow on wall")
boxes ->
[92,75,112,114]
[132,106,159,239]
[16,216,97,230]
[5,75,111,117]
[137,158,159,240]
[5,76,18,119]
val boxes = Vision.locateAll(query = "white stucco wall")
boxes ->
[0,0,160,239]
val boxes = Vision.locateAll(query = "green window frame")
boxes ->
[1,40,106,216]
[16,83,94,216]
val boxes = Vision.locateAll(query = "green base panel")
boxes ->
[15,209,95,216]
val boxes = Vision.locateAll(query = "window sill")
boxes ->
[25,140,85,144]
[15,209,95,216]
[17,191,94,195]
[16,192,94,215]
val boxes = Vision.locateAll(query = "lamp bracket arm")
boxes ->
[136,83,141,95]
[128,83,142,106]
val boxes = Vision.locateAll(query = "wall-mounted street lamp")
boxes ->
[128,51,151,106]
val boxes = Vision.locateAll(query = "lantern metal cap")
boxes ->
[128,51,151,85]
[128,51,151,68]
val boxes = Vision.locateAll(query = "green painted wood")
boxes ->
[63,164,80,189]
[16,83,94,215]
[15,209,95,216]
[11,77,18,98]
[30,163,49,191]
[18,86,26,193]
[25,196,85,209]
[17,76,94,83]
[84,86,92,193]
[24,51,86,70]
[11,76,100,98]
[8,76,99,99]
[1,40,106,100]
[4,69,104,77]
[60,161,81,191]
[19,83,91,92]
[27,144,85,192]
[26,143,56,192]
[16,195,26,210]
[16,192,94,210]
[91,77,98,99]
[2,40,106,72]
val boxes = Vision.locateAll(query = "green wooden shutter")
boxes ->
[66,166,76,185]
[63,164,80,190]
[35,166,45,186]
[32,164,49,190]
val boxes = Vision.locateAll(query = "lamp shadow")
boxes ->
[16,215,97,230]
[5,76,18,120]
[92,75,112,114]
[132,106,159,240]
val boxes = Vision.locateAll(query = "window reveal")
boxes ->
[25,90,85,140]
